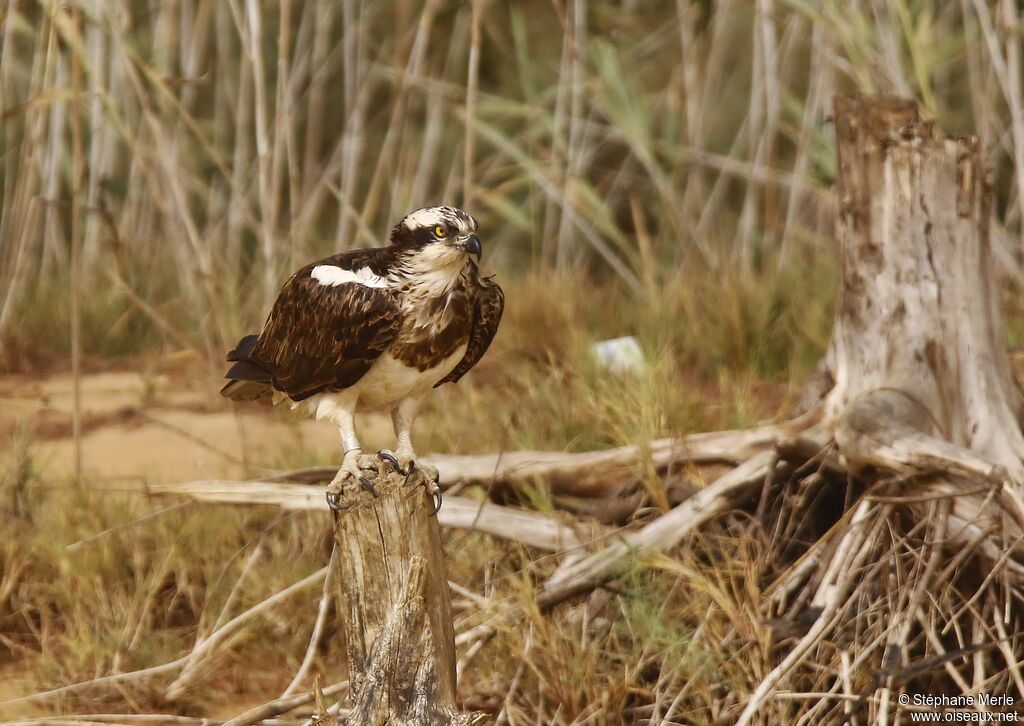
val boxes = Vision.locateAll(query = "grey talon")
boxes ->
[326,491,343,511]
[377,451,409,476]
[431,489,442,515]
[359,476,379,497]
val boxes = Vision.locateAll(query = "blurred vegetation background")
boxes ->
[4,0,1024,722]
[4,0,1024,372]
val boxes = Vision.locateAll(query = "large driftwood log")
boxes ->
[329,464,486,725]
[147,479,588,553]
[278,426,781,490]
[271,425,785,522]
[538,448,780,607]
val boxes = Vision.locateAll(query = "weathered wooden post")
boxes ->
[329,460,487,725]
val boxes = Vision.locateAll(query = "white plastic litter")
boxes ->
[590,336,647,374]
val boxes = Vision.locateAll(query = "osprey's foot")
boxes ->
[376,450,410,476]
[375,450,441,514]
[406,461,442,515]
[326,450,380,510]
[426,476,442,515]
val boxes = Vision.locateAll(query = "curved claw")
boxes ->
[377,451,409,476]
[359,476,379,497]
[326,490,343,511]
[431,488,442,515]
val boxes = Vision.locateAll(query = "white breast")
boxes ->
[349,345,467,412]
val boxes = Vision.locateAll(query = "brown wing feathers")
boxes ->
[221,244,503,403]
[436,276,504,386]
[255,279,400,401]
[221,251,402,403]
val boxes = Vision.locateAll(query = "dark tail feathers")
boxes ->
[221,334,275,402]
[227,334,260,363]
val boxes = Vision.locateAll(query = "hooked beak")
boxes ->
[463,233,482,259]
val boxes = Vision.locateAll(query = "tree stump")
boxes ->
[814,95,1024,547]
[330,459,486,725]
[734,93,1024,724]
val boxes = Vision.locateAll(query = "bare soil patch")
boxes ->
[0,365,392,484]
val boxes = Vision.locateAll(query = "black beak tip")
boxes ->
[466,234,482,258]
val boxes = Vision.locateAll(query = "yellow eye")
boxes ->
[433,225,447,238]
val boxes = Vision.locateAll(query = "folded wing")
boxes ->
[436,276,504,386]
[222,254,402,403]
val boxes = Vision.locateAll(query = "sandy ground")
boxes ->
[0,365,393,484]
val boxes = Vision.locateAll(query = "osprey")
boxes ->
[221,205,504,510]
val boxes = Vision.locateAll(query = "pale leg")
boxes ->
[380,396,440,512]
[390,396,420,466]
[333,403,363,481]
[318,393,375,508]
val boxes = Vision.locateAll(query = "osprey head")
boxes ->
[390,206,482,265]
